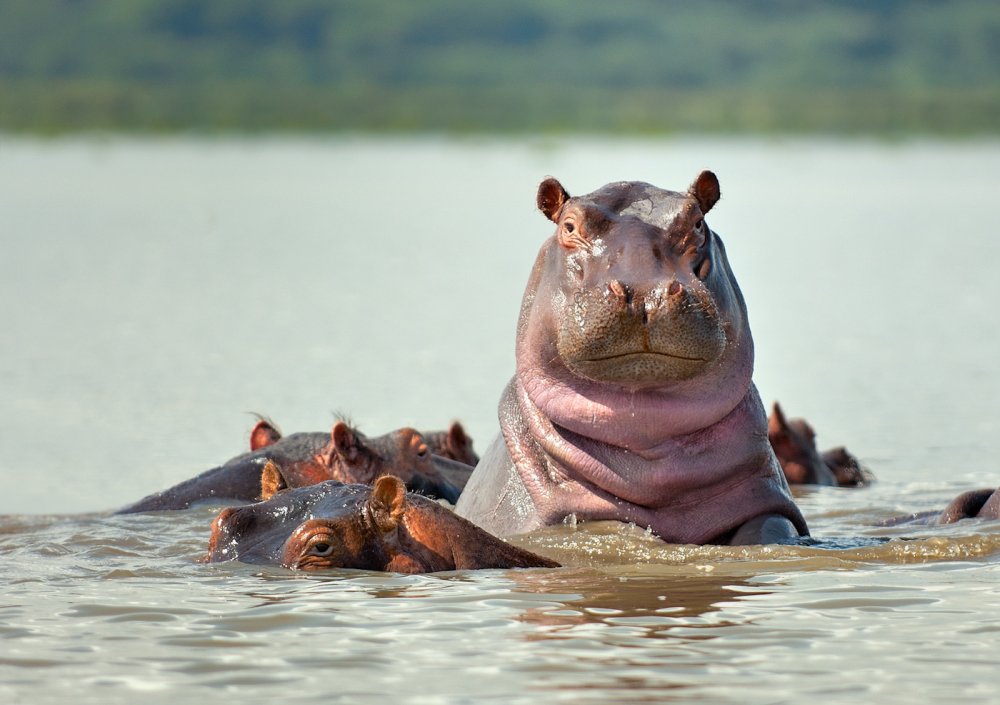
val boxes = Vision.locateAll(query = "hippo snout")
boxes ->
[558,276,726,386]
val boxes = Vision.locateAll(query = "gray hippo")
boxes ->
[118,420,472,513]
[455,172,808,545]
[252,417,479,468]
[205,473,559,572]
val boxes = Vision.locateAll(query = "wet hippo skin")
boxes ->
[934,486,1000,524]
[455,172,808,545]
[117,420,471,513]
[205,475,559,572]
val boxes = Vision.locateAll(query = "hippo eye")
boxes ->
[695,219,704,231]
[308,539,334,557]
[564,220,575,233]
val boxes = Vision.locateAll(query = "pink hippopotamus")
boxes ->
[455,172,808,545]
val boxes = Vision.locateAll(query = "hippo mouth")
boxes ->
[566,349,715,386]
[587,351,708,363]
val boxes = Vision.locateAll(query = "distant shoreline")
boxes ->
[2,82,998,136]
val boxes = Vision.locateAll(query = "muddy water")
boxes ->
[1,137,999,704]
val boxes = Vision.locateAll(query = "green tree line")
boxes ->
[1,0,998,133]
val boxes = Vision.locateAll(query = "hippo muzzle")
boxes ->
[557,262,726,387]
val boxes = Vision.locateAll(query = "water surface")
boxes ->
[1,136,999,704]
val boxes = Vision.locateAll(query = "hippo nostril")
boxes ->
[608,280,636,308]
[667,280,682,296]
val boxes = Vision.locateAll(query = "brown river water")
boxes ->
[1,136,999,704]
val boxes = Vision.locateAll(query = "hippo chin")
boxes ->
[205,476,559,572]
[455,172,808,545]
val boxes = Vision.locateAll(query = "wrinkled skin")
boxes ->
[767,402,874,487]
[205,476,559,572]
[117,420,472,513]
[455,172,808,545]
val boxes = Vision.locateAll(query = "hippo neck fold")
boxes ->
[515,239,756,452]
[498,376,805,543]
[517,350,755,455]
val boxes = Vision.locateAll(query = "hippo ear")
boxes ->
[259,460,288,500]
[447,421,470,457]
[768,402,789,435]
[689,170,720,214]
[250,416,282,451]
[369,475,407,533]
[790,418,817,444]
[537,177,570,222]
[331,421,362,464]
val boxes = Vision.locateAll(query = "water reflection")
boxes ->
[512,566,770,633]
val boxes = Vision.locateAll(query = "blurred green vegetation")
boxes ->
[1,0,998,134]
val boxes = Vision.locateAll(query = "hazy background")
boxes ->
[1,0,998,135]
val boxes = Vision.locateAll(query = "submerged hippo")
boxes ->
[929,486,1000,524]
[250,417,479,468]
[205,474,559,572]
[455,172,808,545]
[117,420,472,513]
[882,484,1000,527]
[421,421,480,467]
[767,402,874,487]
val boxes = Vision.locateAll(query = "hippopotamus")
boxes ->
[249,418,479,467]
[253,417,480,468]
[882,484,1000,527]
[933,486,1000,524]
[767,402,874,487]
[455,172,808,545]
[421,421,480,467]
[205,474,559,572]
[117,420,473,513]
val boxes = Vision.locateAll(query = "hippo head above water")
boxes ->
[117,419,472,513]
[455,172,807,545]
[767,402,875,488]
[534,172,737,391]
[205,474,559,572]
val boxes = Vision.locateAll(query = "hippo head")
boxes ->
[532,171,739,389]
[767,402,833,485]
[207,475,419,570]
[266,422,466,504]
[421,421,480,467]
[206,474,558,572]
